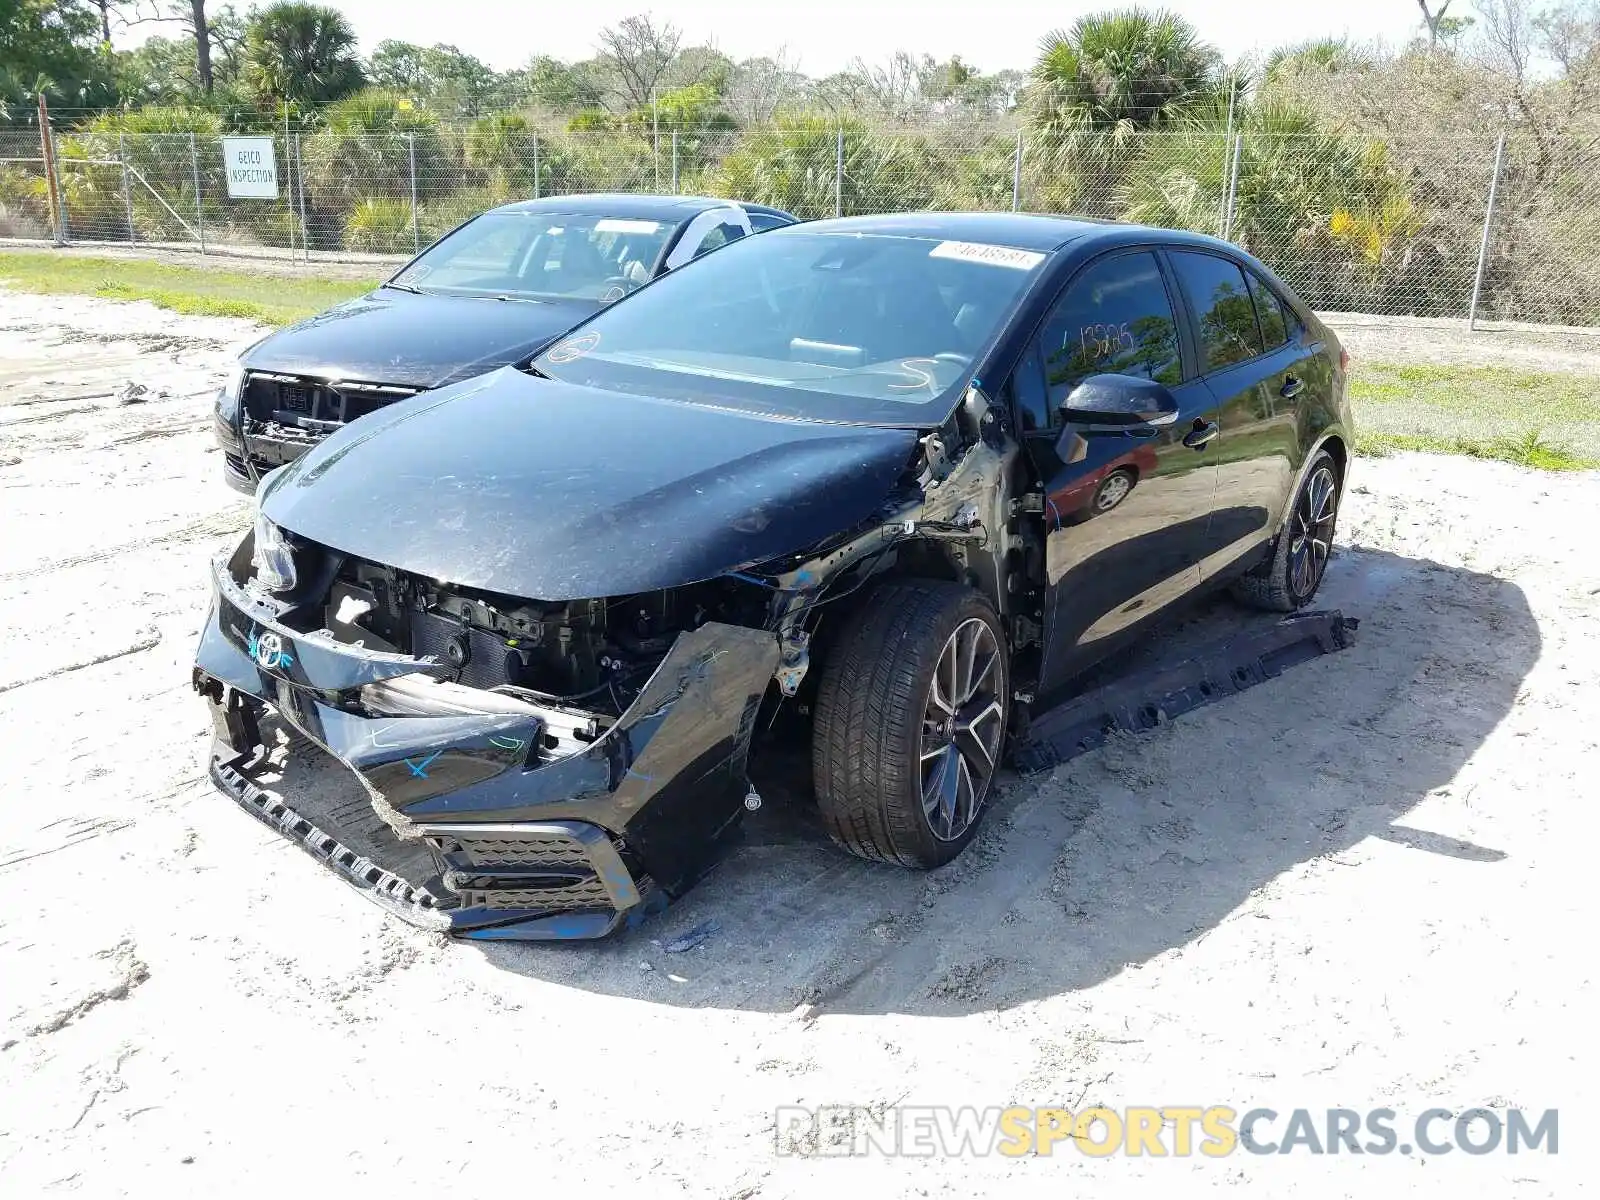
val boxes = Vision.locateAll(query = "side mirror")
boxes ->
[1059,374,1179,427]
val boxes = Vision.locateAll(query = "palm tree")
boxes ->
[243,2,364,107]
[1026,9,1220,143]
[1023,8,1221,214]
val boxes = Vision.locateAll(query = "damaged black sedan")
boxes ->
[194,212,1351,940]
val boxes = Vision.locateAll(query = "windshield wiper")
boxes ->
[382,281,425,295]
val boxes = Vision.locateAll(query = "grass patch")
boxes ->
[1356,429,1599,471]
[0,251,377,326]
[1350,360,1600,468]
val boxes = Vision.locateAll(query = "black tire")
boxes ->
[1231,449,1341,612]
[812,580,1009,869]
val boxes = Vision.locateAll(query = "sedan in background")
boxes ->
[212,194,796,493]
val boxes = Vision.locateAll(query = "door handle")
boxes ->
[1183,420,1219,450]
[1281,376,1306,399]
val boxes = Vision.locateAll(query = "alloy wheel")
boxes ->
[1288,465,1338,600]
[920,617,1005,842]
[1095,471,1133,511]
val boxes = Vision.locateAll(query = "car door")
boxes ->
[1164,250,1306,577]
[1017,248,1223,698]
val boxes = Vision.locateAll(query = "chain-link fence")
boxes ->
[6,123,1598,329]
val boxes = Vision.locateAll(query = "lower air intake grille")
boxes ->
[457,880,614,912]
[426,826,635,914]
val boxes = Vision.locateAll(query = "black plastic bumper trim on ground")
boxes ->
[209,748,455,932]
[1012,609,1360,774]
[207,745,640,939]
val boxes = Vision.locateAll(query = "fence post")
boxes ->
[1221,134,1243,242]
[119,132,135,245]
[652,89,660,191]
[189,132,205,253]
[408,132,420,255]
[1469,133,1508,331]
[37,94,65,246]
[671,131,679,194]
[835,127,845,218]
[283,107,295,258]
[294,133,308,261]
[1011,129,1023,212]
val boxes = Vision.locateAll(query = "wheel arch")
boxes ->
[1276,429,1349,532]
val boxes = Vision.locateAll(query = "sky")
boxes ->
[189,0,1430,76]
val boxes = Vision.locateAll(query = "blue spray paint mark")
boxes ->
[405,751,442,778]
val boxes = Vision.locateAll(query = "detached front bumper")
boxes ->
[193,548,779,940]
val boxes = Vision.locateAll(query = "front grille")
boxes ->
[243,373,420,426]
[223,451,250,478]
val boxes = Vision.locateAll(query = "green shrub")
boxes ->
[344,196,416,253]
[705,115,936,219]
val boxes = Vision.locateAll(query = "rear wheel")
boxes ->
[1231,449,1341,612]
[812,581,1008,869]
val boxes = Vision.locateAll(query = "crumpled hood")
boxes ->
[243,288,597,389]
[260,368,919,600]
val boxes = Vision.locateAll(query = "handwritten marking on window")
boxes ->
[1079,322,1135,362]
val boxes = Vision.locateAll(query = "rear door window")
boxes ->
[1247,271,1290,349]
[1031,251,1183,424]
[1169,251,1264,371]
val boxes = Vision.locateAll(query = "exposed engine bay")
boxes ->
[319,559,772,720]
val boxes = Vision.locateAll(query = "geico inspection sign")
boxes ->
[221,136,279,199]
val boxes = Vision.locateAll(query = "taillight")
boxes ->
[1339,347,1350,373]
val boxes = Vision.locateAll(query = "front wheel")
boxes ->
[1231,449,1341,612]
[812,581,1009,869]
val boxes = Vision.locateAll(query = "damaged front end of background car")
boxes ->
[193,374,1034,941]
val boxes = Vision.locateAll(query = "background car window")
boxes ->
[745,211,792,233]
[1034,251,1182,419]
[1170,251,1264,370]
[1247,271,1290,349]
[695,222,745,258]
[394,212,670,301]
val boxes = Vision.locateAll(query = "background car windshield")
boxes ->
[532,231,1048,424]
[392,212,672,302]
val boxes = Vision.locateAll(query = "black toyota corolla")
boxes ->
[212,193,795,493]
[194,212,1351,940]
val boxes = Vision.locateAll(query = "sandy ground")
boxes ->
[1,291,1596,1197]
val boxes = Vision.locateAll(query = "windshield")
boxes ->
[530,230,1049,424]
[390,211,674,303]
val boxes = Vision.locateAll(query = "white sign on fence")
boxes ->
[221,136,279,199]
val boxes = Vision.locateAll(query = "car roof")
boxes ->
[763,211,1251,257]
[490,193,757,221]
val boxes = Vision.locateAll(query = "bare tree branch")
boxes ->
[596,14,683,110]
